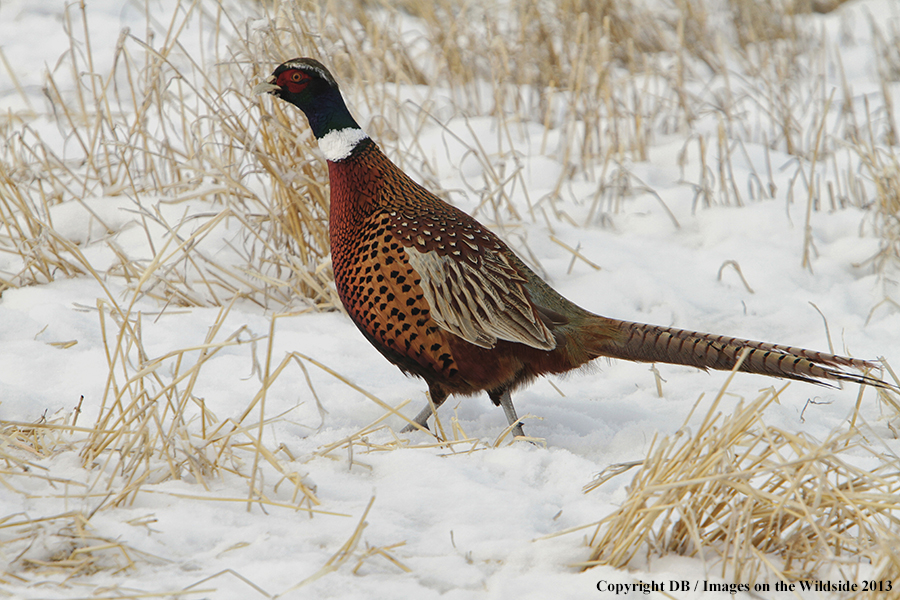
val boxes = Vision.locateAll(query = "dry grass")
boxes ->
[0,302,331,589]
[579,361,900,592]
[0,0,339,310]
[1,0,899,593]
[3,0,898,298]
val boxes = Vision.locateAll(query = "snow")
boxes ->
[1,0,899,598]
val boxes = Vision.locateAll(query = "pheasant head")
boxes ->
[253,58,368,161]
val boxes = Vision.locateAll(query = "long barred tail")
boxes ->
[592,318,889,389]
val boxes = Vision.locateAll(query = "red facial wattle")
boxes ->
[278,70,309,94]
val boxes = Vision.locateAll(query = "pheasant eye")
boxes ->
[291,72,302,82]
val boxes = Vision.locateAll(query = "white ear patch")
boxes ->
[318,128,369,161]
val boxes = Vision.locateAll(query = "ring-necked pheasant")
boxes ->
[254,58,889,438]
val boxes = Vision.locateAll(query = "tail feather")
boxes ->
[592,318,887,389]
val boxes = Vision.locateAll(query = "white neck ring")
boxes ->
[318,128,369,161]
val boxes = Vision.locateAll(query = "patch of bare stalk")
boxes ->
[1,293,328,587]
[0,0,341,310]
[2,0,897,299]
[579,371,900,593]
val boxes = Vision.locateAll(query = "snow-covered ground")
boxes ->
[1,0,898,598]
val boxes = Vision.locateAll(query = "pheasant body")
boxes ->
[326,139,581,397]
[255,58,888,437]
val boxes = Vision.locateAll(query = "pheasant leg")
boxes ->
[401,386,449,433]
[490,387,525,438]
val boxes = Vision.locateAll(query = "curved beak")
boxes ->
[252,76,280,96]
